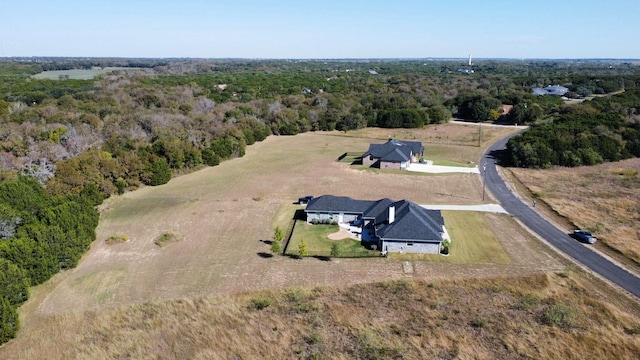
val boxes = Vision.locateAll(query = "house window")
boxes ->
[407,242,414,247]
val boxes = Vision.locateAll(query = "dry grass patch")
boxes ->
[509,158,640,265]
[2,274,639,360]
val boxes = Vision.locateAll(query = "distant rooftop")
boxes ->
[532,84,569,96]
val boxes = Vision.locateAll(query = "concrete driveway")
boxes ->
[408,162,480,174]
[420,203,508,214]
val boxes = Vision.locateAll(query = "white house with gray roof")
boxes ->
[304,195,446,254]
[362,139,424,170]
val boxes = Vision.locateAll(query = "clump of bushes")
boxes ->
[106,234,129,244]
[440,239,450,255]
[310,218,338,225]
[249,296,274,310]
[154,232,180,247]
[541,303,580,329]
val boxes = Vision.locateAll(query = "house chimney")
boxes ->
[388,206,395,224]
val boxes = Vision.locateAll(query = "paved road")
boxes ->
[482,132,640,299]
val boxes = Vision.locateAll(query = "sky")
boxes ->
[2,0,639,59]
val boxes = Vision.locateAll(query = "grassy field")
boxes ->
[508,158,640,266]
[24,128,517,316]
[31,67,141,80]
[2,273,639,359]
[2,123,611,358]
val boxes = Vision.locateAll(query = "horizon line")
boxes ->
[2,56,640,62]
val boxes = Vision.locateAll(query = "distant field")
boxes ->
[31,67,142,80]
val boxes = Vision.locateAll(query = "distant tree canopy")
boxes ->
[506,104,640,168]
[450,93,503,122]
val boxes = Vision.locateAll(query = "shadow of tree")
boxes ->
[488,148,509,166]
[257,252,274,258]
[312,255,332,262]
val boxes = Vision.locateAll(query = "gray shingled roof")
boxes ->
[363,198,394,219]
[363,139,423,163]
[305,195,375,214]
[304,195,444,243]
[376,200,444,242]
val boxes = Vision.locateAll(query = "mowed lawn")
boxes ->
[438,211,510,264]
[25,126,561,317]
[286,222,377,257]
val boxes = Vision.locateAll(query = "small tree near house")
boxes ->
[274,227,284,243]
[271,240,281,254]
[330,243,340,257]
[271,226,283,254]
[298,238,308,258]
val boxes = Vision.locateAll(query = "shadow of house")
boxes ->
[305,195,446,254]
[362,139,424,170]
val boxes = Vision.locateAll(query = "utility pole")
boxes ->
[482,163,487,202]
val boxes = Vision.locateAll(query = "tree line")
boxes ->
[0,176,99,342]
[506,89,640,168]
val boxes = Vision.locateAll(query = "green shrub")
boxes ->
[274,227,284,242]
[330,243,340,257]
[298,238,308,258]
[106,234,129,244]
[0,297,19,344]
[154,232,179,247]
[541,304,578,329]
[249,296,274,310]
[147,158,172,186]
[470,318,487,328]
[271,240,281,254]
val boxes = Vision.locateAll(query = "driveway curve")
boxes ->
[482,132,640,298]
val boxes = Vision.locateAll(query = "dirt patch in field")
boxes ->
[28,128,563,317]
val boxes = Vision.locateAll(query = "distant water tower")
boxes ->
[468,54,473,66]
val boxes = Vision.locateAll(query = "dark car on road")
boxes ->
[573,230,597,244]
